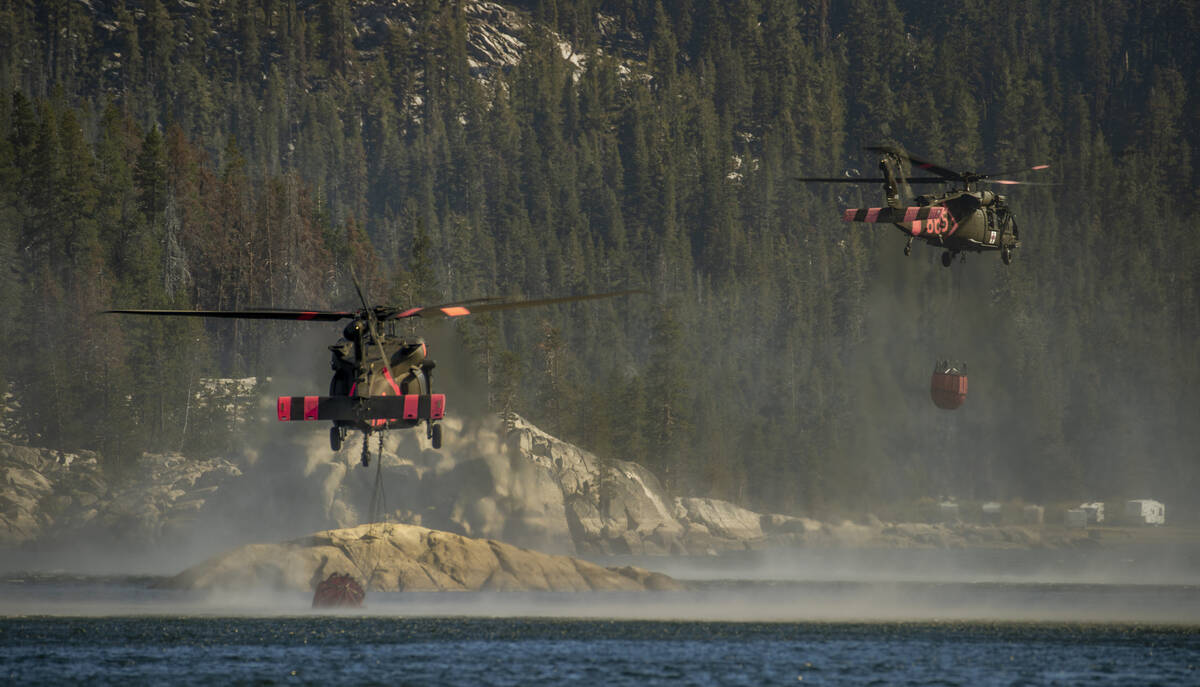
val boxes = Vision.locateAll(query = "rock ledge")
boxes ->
[165,522,682,593]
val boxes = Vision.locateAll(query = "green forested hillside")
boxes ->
[1,0,1197,518]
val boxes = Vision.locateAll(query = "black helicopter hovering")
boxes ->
[106,285,639,466]
[798,145,1050,266]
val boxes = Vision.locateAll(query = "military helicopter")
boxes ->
[105,285,640,466]
[798,145,1051,266]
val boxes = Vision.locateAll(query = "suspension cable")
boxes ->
[368,432,388,523]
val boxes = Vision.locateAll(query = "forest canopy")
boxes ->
[1,0,1197,518]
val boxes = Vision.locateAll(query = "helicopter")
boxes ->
[798,145,1050,266]
[105,285,640,466]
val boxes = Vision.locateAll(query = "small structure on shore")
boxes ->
[1065,509,1088,529]
[938,501,960,522]
[313,573,365,608]
[1079,502,1105,525]
[1124,499,1165,526]
[981,502,1002,524]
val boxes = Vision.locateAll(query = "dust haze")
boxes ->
[4,270,1197,626]
[3,572,1198,625]
[2,312,533,576]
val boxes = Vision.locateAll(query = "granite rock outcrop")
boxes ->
[166,522,682,593]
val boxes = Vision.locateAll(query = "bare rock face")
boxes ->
[321,414,785,557]
[313,413,691,556]
[3,414,1096,563]
[504,416,687,555]
[675,497,765,542]
[166,522,682,593]
[1,444,107,546]
[102,454,244,547]
[343,415,578,554]
[0,441,242,550]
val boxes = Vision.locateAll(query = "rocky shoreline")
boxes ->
[2,412,1101,587]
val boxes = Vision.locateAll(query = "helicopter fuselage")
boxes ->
[903,189,1019,256]
[329,332,436,434]
[799,144,1045,266]
[107,288,642,462]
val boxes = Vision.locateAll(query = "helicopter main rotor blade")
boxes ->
[346,265,401,402]
[982,163,1051,179]
[986,179,1059,186]
[350,270,371,315]
[388,289,645,320]
[977,164,1054,186]
[865,145,962,181]
[795,176,949,184]
[103,308,354,321]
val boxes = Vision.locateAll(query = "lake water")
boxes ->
[3,613,1198,685]
[2,571,1198,685]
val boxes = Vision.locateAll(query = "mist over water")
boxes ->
[3,571,1198,625]
[3,288,1198,687]
[4,299,1197,630]
[6,529,1200,624]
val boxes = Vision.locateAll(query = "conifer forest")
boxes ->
[1,0,1197,519]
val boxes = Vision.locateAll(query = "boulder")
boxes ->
[4,467,53,493]
[674,497,764,541]
[165,522,684,593]
[0,444,46,471]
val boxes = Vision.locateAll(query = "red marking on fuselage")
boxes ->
[942,212,958,236]
[367,367,404,427]
[430,394,445,419]
[382,367,402,395]
[910,209,953,237]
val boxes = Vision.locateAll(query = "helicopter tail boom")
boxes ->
[277,394,446,422]
[842,206,946,224]
[843,205,953,237]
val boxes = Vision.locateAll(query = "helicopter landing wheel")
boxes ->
[330,426,343,452]
[431,422,443,450]
[941,251,953,267]
[1001,246,1013,265]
